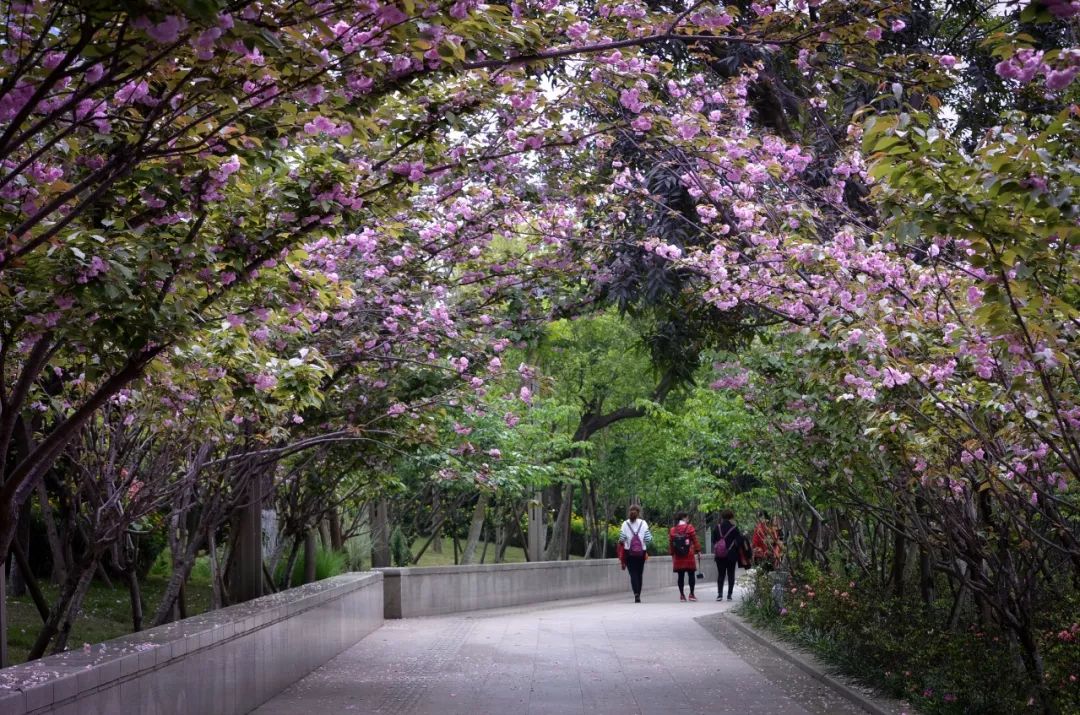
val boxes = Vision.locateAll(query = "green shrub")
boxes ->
[148,548,172,579]
[648,528,668,556]
[389,526,412,567]
[291,546,347,584]
[188,555,213,586]
[344,534,368,571]
[739,569,1077,714]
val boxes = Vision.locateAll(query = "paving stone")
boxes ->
[253,583,842,715]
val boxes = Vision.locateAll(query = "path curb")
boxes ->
[723,610,906,715]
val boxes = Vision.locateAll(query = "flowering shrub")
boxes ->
[742,570,1080,713]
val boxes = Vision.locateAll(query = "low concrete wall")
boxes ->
[380,555,721,618]
[0,572,383,715]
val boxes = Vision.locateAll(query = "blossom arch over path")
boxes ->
[0,0,1078,705]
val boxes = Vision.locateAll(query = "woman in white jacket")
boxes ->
[618,505,652,602]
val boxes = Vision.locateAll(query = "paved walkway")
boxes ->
[254,583,867,715]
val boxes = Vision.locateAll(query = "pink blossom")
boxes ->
[619,89,644,113]
[567,21,590,41]
[114,80,151,105]
[136,15,188,44]
[1045,66,1079,91]
[303,116,337,135]
[254,373,278,392]
[85,64,105,84]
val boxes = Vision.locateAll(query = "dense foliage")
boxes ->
[1,0,1078,709]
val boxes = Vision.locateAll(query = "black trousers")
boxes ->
[626,555,646,596]
[676,569,696,595]
[716,556,737,598]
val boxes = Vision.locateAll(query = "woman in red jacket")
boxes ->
[669,512,701,601]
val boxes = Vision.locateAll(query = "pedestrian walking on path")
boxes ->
[618,505,652,602]
[669,511,701,601]
[713,509,744,601]
[752,510,782,569]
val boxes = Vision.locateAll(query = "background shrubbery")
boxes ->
[741,569,1080,714]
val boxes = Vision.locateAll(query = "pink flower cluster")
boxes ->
[996,48,1079,91]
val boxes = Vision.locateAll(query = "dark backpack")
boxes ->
[671,526,692,557]
[713,525,734,559]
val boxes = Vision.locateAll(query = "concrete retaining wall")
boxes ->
[0,572,383,715]
[380,555,721,618]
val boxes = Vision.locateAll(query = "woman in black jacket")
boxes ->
[711,510,743,601]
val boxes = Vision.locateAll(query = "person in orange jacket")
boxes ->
[751,511,782,569]
[669,511,701,601]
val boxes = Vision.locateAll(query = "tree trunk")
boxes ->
[461,493,490,565]
[584,479,602,559]
[430,491,443,553]
[527,492,544,562]
[262,561,277,594]
[8,501,31,597]
[303,529,318,583]
[12,541,49,622]
[544,483,573,561]
[177,581,188,620]
[890,522,907,597]
[918,544,935,609]
[494,514,509,564]
[208,531,223,610]
[37,481,67,584]
[228,478,264,604]
[318,520,331,552]
[126,565,143,632]
[280,534,303,590]
[0,566,7,668]
[151,542,201,626]
[803,512,822,565]
[50,564,97,656]
[0,346,162,565]
[370,500,391,568]
[412,512,450,565]
[328,509,344,552]
[1014,621,1054,714]
[518,502,533,562]
[28,560,94,660]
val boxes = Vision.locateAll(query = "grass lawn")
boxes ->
[5,557,213,665]
[4,539,585,664]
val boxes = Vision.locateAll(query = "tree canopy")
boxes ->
[1,0,1078,708]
